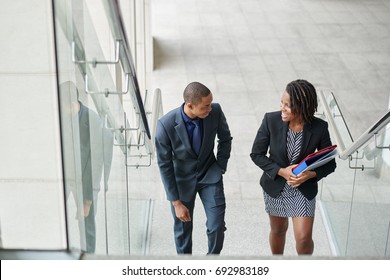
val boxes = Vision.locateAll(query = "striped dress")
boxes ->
[263,128,316,217]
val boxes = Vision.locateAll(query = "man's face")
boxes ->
[187,93,213,119]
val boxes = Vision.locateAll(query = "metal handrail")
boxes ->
[85,73,130,96]
[318,91,347,153]
[102,0,151,141]
[339,110,390,160]
[70,0,154,154]
[319,91,390,160]
[150,88,163,152]
[71,40,121,66]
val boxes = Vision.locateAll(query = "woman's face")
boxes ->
[280,90,298,123]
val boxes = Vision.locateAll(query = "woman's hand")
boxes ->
[279,165,317,187]
[278,165,297,181]
[287,170,317,187]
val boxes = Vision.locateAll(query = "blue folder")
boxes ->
[292,145,337,175]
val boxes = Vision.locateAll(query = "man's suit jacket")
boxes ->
[155,103,232,202]
[250,111,336,200]
[79,102,114,198]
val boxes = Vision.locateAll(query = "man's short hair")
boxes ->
[60,81,79,101]
[183,82,211,105]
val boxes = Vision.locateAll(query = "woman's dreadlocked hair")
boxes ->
[285,79,318,124]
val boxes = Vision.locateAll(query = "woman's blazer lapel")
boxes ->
[297,122,313,163]
[279,121,289,164]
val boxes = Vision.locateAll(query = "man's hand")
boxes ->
[172,200,191,222]
[75,199,92,220]
[83,200,92,217]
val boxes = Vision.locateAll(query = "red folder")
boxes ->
[292,145,337,175]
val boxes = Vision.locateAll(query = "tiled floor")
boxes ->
[147,0,390,256]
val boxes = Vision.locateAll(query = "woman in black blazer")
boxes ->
[250,79,336,255]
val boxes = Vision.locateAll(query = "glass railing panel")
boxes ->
[87,95,124,255]
[318,154,355,256]
[126,89,163,255]
[53,0,156,256]
[57,81,86,253]
[56,0,93,254]
[317,90,355,255]
[345,126,390,256]
[387,222,390,256]
[54,0,129,254]
[319,89,390,257]
[128,199,153,255]
[103,99,131,256]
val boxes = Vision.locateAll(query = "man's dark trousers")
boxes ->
[170,180,226,254]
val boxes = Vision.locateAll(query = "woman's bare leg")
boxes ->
[268,215,289,255]
[292,216,314,255]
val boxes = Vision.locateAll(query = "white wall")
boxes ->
[0,0,66,249]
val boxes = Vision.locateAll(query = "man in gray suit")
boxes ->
[77,98,114,253]
[60,81,114,253]
[155,82,232,254]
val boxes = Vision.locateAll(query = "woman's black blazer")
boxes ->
[250,111,336,200]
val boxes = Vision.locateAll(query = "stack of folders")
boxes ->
[292,145,338,176]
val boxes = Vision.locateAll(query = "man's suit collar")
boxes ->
[77,101,89,127]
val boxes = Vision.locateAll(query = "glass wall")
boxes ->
[0,0,154,256]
